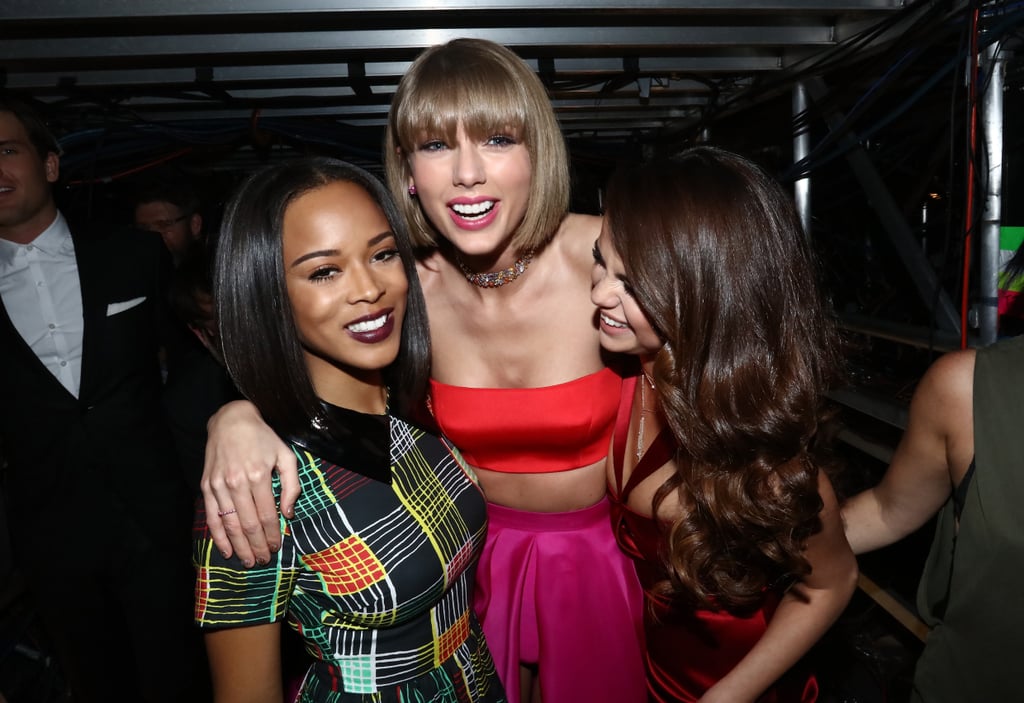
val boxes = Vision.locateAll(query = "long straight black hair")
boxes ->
[214,157,430,439]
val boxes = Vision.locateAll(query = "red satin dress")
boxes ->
[609,375,818,703]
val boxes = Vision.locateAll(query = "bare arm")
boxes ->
[700,471,858,703]
[204,622,283,703]
[201,400,300,566]
[842,349,974,554]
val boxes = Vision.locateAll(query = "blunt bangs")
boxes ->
[392,57,532,155]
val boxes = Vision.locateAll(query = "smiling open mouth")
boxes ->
[451,201,495,219]
[600,313,627,329]
[347,314,387,333]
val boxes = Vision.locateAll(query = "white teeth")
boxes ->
[600,313,627,329]
[451,201,494,217]
[348,314,387,333]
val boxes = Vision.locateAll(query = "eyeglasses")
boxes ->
[142,213,189,232]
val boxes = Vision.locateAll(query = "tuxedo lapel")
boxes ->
[74,232,108,402]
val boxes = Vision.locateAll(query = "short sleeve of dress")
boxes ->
[193,506,297,629]
[443,438,479,485]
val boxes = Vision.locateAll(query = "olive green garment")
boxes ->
[913,334,1024,703]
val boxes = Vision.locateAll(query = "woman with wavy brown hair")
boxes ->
[592,146,858,703]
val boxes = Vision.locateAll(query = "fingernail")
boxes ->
[243,559,254,568]
[256,558,268,566]
[269,544,280,552]
[221,551,230,559]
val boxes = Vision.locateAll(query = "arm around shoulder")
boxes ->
[201,399,299,564]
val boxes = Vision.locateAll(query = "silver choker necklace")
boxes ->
[456,250,535,288]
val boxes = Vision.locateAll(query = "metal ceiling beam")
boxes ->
[1,0,907,20]
[4,56,785,93]
[1,26,838,65]
[5,58,773,88]
[41,105,682,135]
[1,0,909,149]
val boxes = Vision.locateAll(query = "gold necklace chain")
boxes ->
[636,373,656,461]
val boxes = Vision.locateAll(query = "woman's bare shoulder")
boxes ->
[552,212,602,267]
[916,347,975,411]
[560,212,602,240]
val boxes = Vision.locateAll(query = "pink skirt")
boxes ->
[474,498,647,703]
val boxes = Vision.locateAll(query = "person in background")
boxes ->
[842,334,1023,702]
[0,95,203,702]
[198,39,646,703]
[133,177,204,265]
[162,249,240,493]
[594,148,858,702]
[167,248,221,364]
[193,156,504,703]
[132,176,211,380]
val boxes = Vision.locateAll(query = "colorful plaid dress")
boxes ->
[193,406,505,703]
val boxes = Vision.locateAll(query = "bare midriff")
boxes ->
[474,459,608,513]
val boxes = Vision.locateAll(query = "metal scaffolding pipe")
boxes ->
[793,81,811,239]
[978,41,1007,346]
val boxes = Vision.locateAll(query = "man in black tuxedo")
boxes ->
[0,97,203,701]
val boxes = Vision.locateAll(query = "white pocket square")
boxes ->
[106,296,146,316]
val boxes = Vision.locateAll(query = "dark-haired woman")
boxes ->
[193,157,504,703]
[592,147,858,702]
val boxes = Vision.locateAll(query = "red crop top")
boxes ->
[428,366,622,473]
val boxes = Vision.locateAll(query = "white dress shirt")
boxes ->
[0,213,84,397]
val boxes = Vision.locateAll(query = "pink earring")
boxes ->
[408,185,417,196]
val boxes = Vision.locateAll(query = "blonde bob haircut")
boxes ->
[385,38,570,251]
